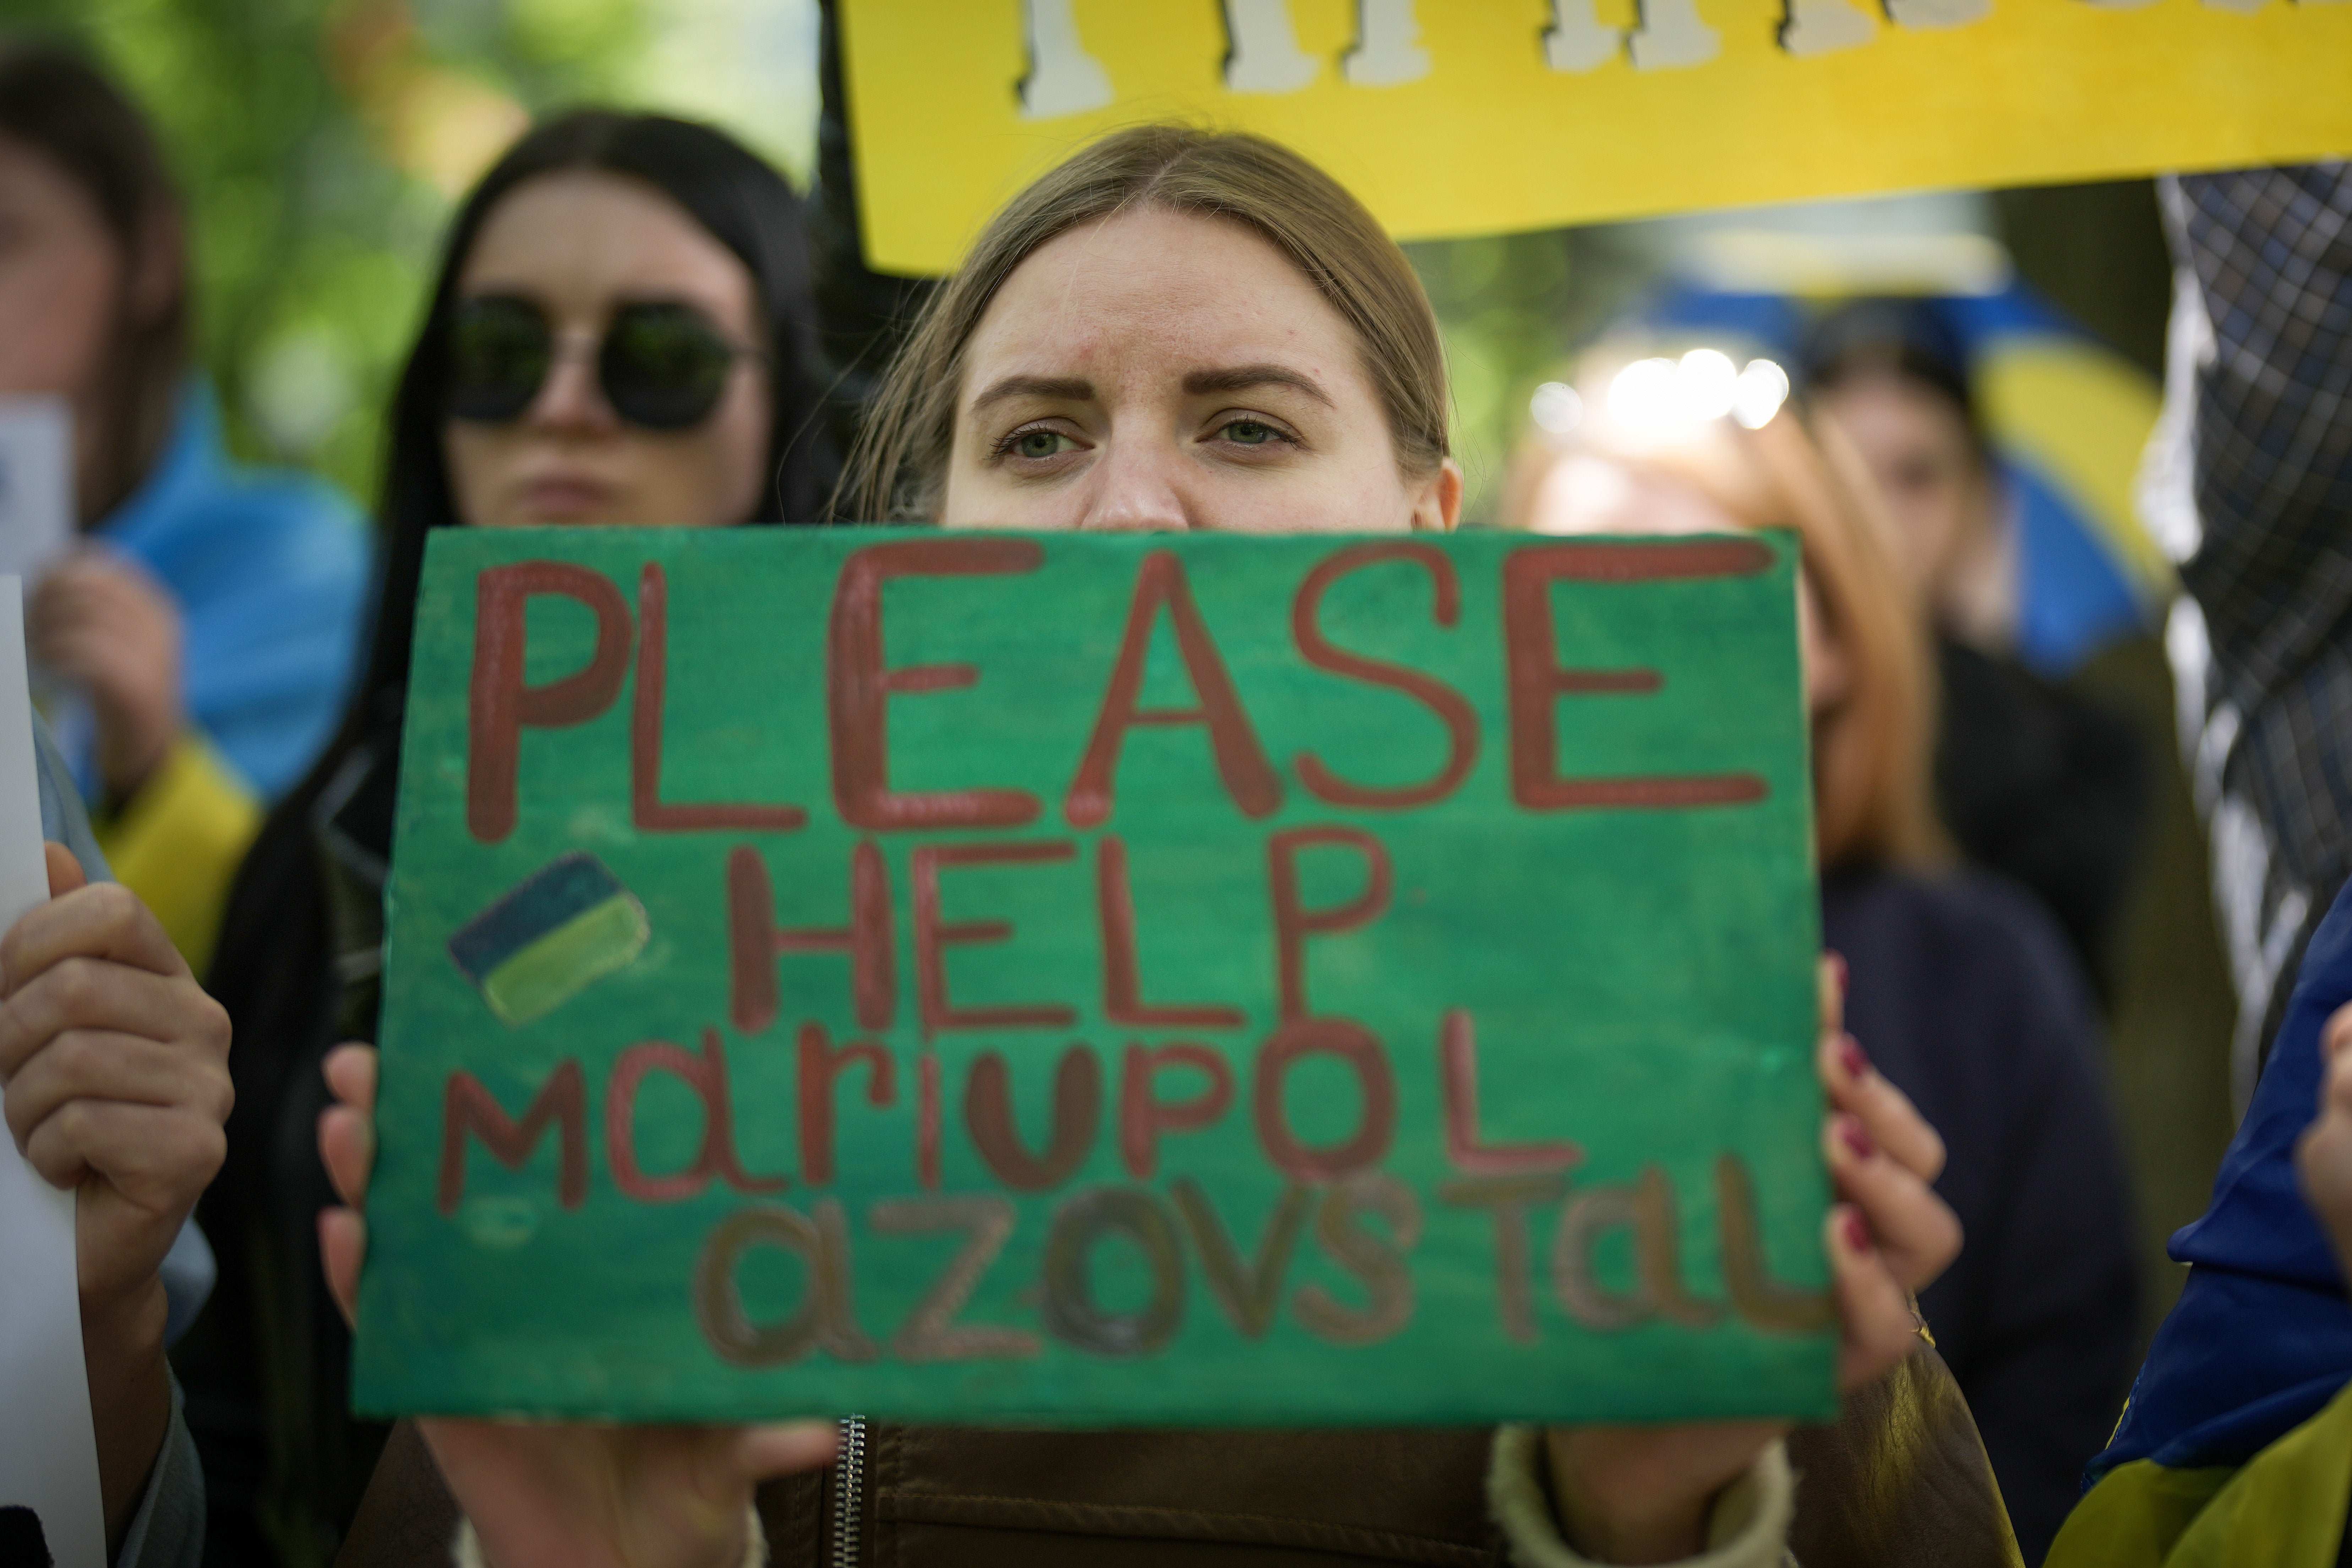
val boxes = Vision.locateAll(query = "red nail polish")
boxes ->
[1839,1115,1876,1162]
[1841,1207,1873,1253]
[1838,1033,1871,1082]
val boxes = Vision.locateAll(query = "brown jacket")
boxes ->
[335,1350,2021,1568]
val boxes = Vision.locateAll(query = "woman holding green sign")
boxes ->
[312,125,2004,1568]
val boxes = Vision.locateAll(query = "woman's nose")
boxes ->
[1077,435,1193,533]
[524,339,617,434]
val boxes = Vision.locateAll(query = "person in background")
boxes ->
[0,41,372,972]
[1802,300,2150,1002]
[1504,370,2137,1562]
[176,108,832,1566]
[3,714,238,1568]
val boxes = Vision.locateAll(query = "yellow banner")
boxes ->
[840,0,2352,275]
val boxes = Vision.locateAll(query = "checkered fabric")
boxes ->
[2152,164,2352,1107]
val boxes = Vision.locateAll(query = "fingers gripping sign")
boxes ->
[0,844,232,1311]
[317,1042,840,1568]
[1540,955,1964,1562]
[0,840,234,1557]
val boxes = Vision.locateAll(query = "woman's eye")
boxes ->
[1011,429,1074,460]
[1221,419,1277,446]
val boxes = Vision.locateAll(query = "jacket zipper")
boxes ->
[829,1415,867,1568]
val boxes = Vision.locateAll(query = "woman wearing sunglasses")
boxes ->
[176,108,832,1561]
[318,126,2012,1568]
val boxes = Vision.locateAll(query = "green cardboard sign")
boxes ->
[353,525,1835,1427]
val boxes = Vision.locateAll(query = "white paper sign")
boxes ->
[0,575,104,1568]
[0,399,75,587]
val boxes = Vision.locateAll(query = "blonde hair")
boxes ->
[836,124,1449,522]
[1502,402,1946,872]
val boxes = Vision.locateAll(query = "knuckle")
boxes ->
[193,992,232,1054]
[202,1069,235,1126]
[87,882,139,926]
[50,1097,93,1149]
[187,1119,227,1184]
[49,956,101,1017]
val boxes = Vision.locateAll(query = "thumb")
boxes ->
[44,842,86,899]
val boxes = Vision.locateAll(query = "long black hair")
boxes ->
[353,108,833,757]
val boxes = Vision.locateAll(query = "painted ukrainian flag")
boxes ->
[447,851,650,1026]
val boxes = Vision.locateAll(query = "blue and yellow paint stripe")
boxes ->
[447,851,650,1026]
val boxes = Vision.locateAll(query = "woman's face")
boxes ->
[1813,368,1990,597]
[1523,451,1851,719]
[443,170,771,529]
[0,132,160,517]
[941,207,1460,534]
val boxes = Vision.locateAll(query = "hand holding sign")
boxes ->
[1543,961,1959,1561]
[0,843,231,1550]
[319,1045,839,1568]
[2,846,231,1307]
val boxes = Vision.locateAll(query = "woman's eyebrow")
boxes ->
[1183,364,1333,407]
[970,374,1095,412]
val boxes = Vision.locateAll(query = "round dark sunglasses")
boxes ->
[446,295,761,431]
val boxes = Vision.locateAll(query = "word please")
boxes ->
[466,536,1774,847]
